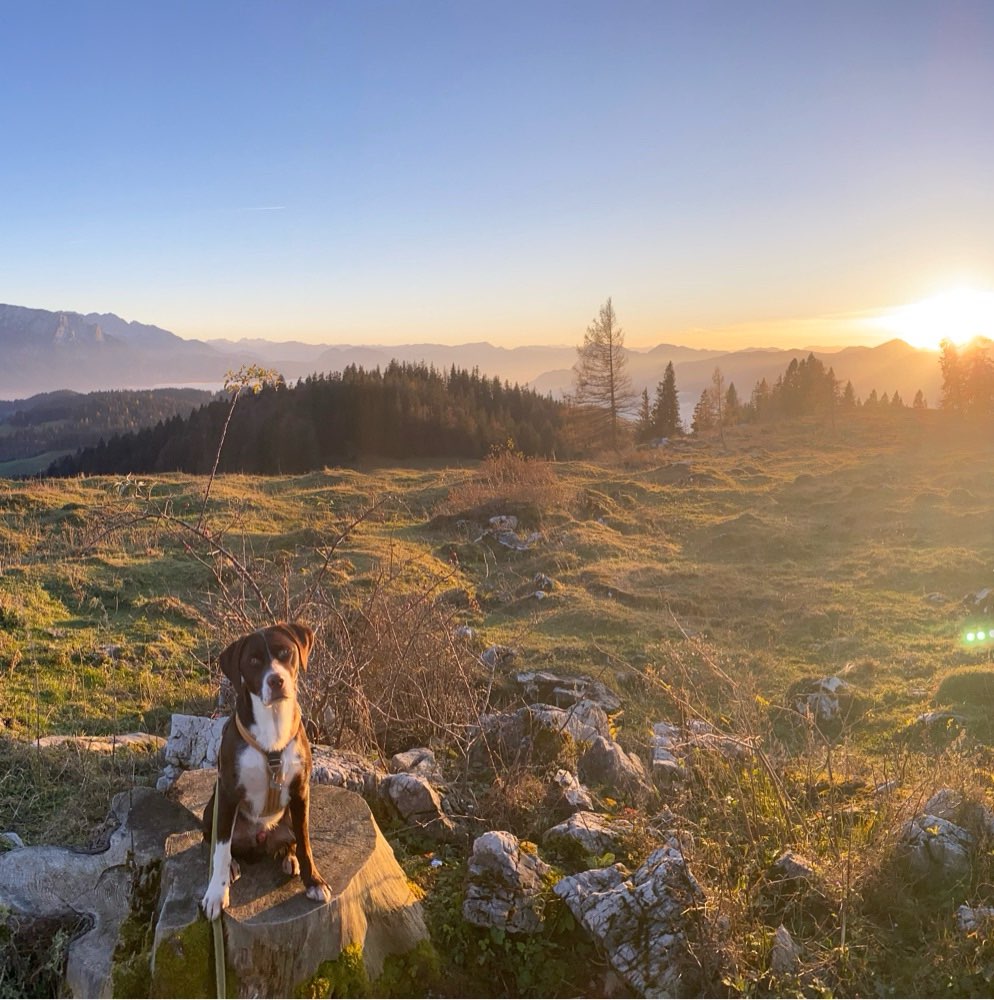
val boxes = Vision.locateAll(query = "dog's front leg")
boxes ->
[201,788,239,920]
[289,780,331,903]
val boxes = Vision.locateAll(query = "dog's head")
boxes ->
[218,622,314,707]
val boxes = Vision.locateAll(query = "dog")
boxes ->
[200,622,331,920]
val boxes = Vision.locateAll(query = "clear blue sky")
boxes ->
[2,0,993,348]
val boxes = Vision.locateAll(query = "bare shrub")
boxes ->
[305,579,488,759]
[438,439,567,516]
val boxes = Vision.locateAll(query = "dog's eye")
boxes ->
[249,654,263,666]
[276,648,291,661]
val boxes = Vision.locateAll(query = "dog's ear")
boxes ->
[218,636,247,689]
[282,622,314,669]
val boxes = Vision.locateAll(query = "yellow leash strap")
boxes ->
[209,779,227,999]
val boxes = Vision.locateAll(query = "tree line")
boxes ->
[47,362,568,477]
[571,298,947,446]
[0,388,213,463]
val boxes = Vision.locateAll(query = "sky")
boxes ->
[2,0,994,350]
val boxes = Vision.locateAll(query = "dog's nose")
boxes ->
[268,673,285,692]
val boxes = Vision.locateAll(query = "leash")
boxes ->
[209,780,228,999]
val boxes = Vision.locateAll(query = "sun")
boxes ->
[872,287,994,351]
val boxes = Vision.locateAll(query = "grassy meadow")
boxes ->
[3,408,994,995]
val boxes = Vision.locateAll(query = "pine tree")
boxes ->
[691,389,715,433]
[651,361,681,437]
[913,389,927,409]
[636,387,653,442]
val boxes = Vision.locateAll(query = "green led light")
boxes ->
[967,632,976,642]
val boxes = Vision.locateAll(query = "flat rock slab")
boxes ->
[0,786,200,999]
[155,772,428,998]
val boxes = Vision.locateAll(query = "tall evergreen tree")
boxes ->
[691,389,715,434]
[651,361,681,437]
[636,387,653,442]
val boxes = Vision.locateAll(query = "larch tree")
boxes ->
[573,297,637,448]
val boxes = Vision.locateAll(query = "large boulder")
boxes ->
[555,845,704,997]
[462,831,552,935]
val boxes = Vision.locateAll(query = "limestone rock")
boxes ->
[380,772,455,837]
[791,676,851,725]
[650,721,686,783]
[155,773,428,997]
[957,904,994,933]
[579,736,652,802]
[514,669,622,713]
[554,845,704,997]
[545,768,594,818]
[770,924,801,977]
[463,831,551,935]
[0,785,200,999]
[543,811,629,858]
[310,745,387,799]
[771,850,816,883]
[163,713,228,770]
[390,746,444,784]
[480,644,517,669]
[471,702,609,767]
[34,731,165,753]
[898,813,974,887]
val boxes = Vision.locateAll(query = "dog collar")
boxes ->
[234,711,301,813]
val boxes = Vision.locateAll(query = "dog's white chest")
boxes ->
[237,742,304,822]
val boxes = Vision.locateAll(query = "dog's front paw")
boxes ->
[305,880,331,904]
[201,881,230,921]
[282,853,300,876]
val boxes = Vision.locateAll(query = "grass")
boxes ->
[2,409,994,994]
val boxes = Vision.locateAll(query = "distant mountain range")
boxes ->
[0,303,943,410]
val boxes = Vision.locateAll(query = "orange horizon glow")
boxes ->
[866,287,994,351]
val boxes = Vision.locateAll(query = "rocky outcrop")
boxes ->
[0,785,200,998]
[545,768,594,818]
[543,811,630,858]
[554,845,703,997]
[159,713,228,788]
[898,813,974,888]
[0,767,428,998]
[579,735,653,802]
[380,772,455,838]
[514,670,622,713]
[471,701,610,767]
[462,831,552,934]
[310,745,388,798]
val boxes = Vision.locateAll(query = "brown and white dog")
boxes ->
[200,622,331,920]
